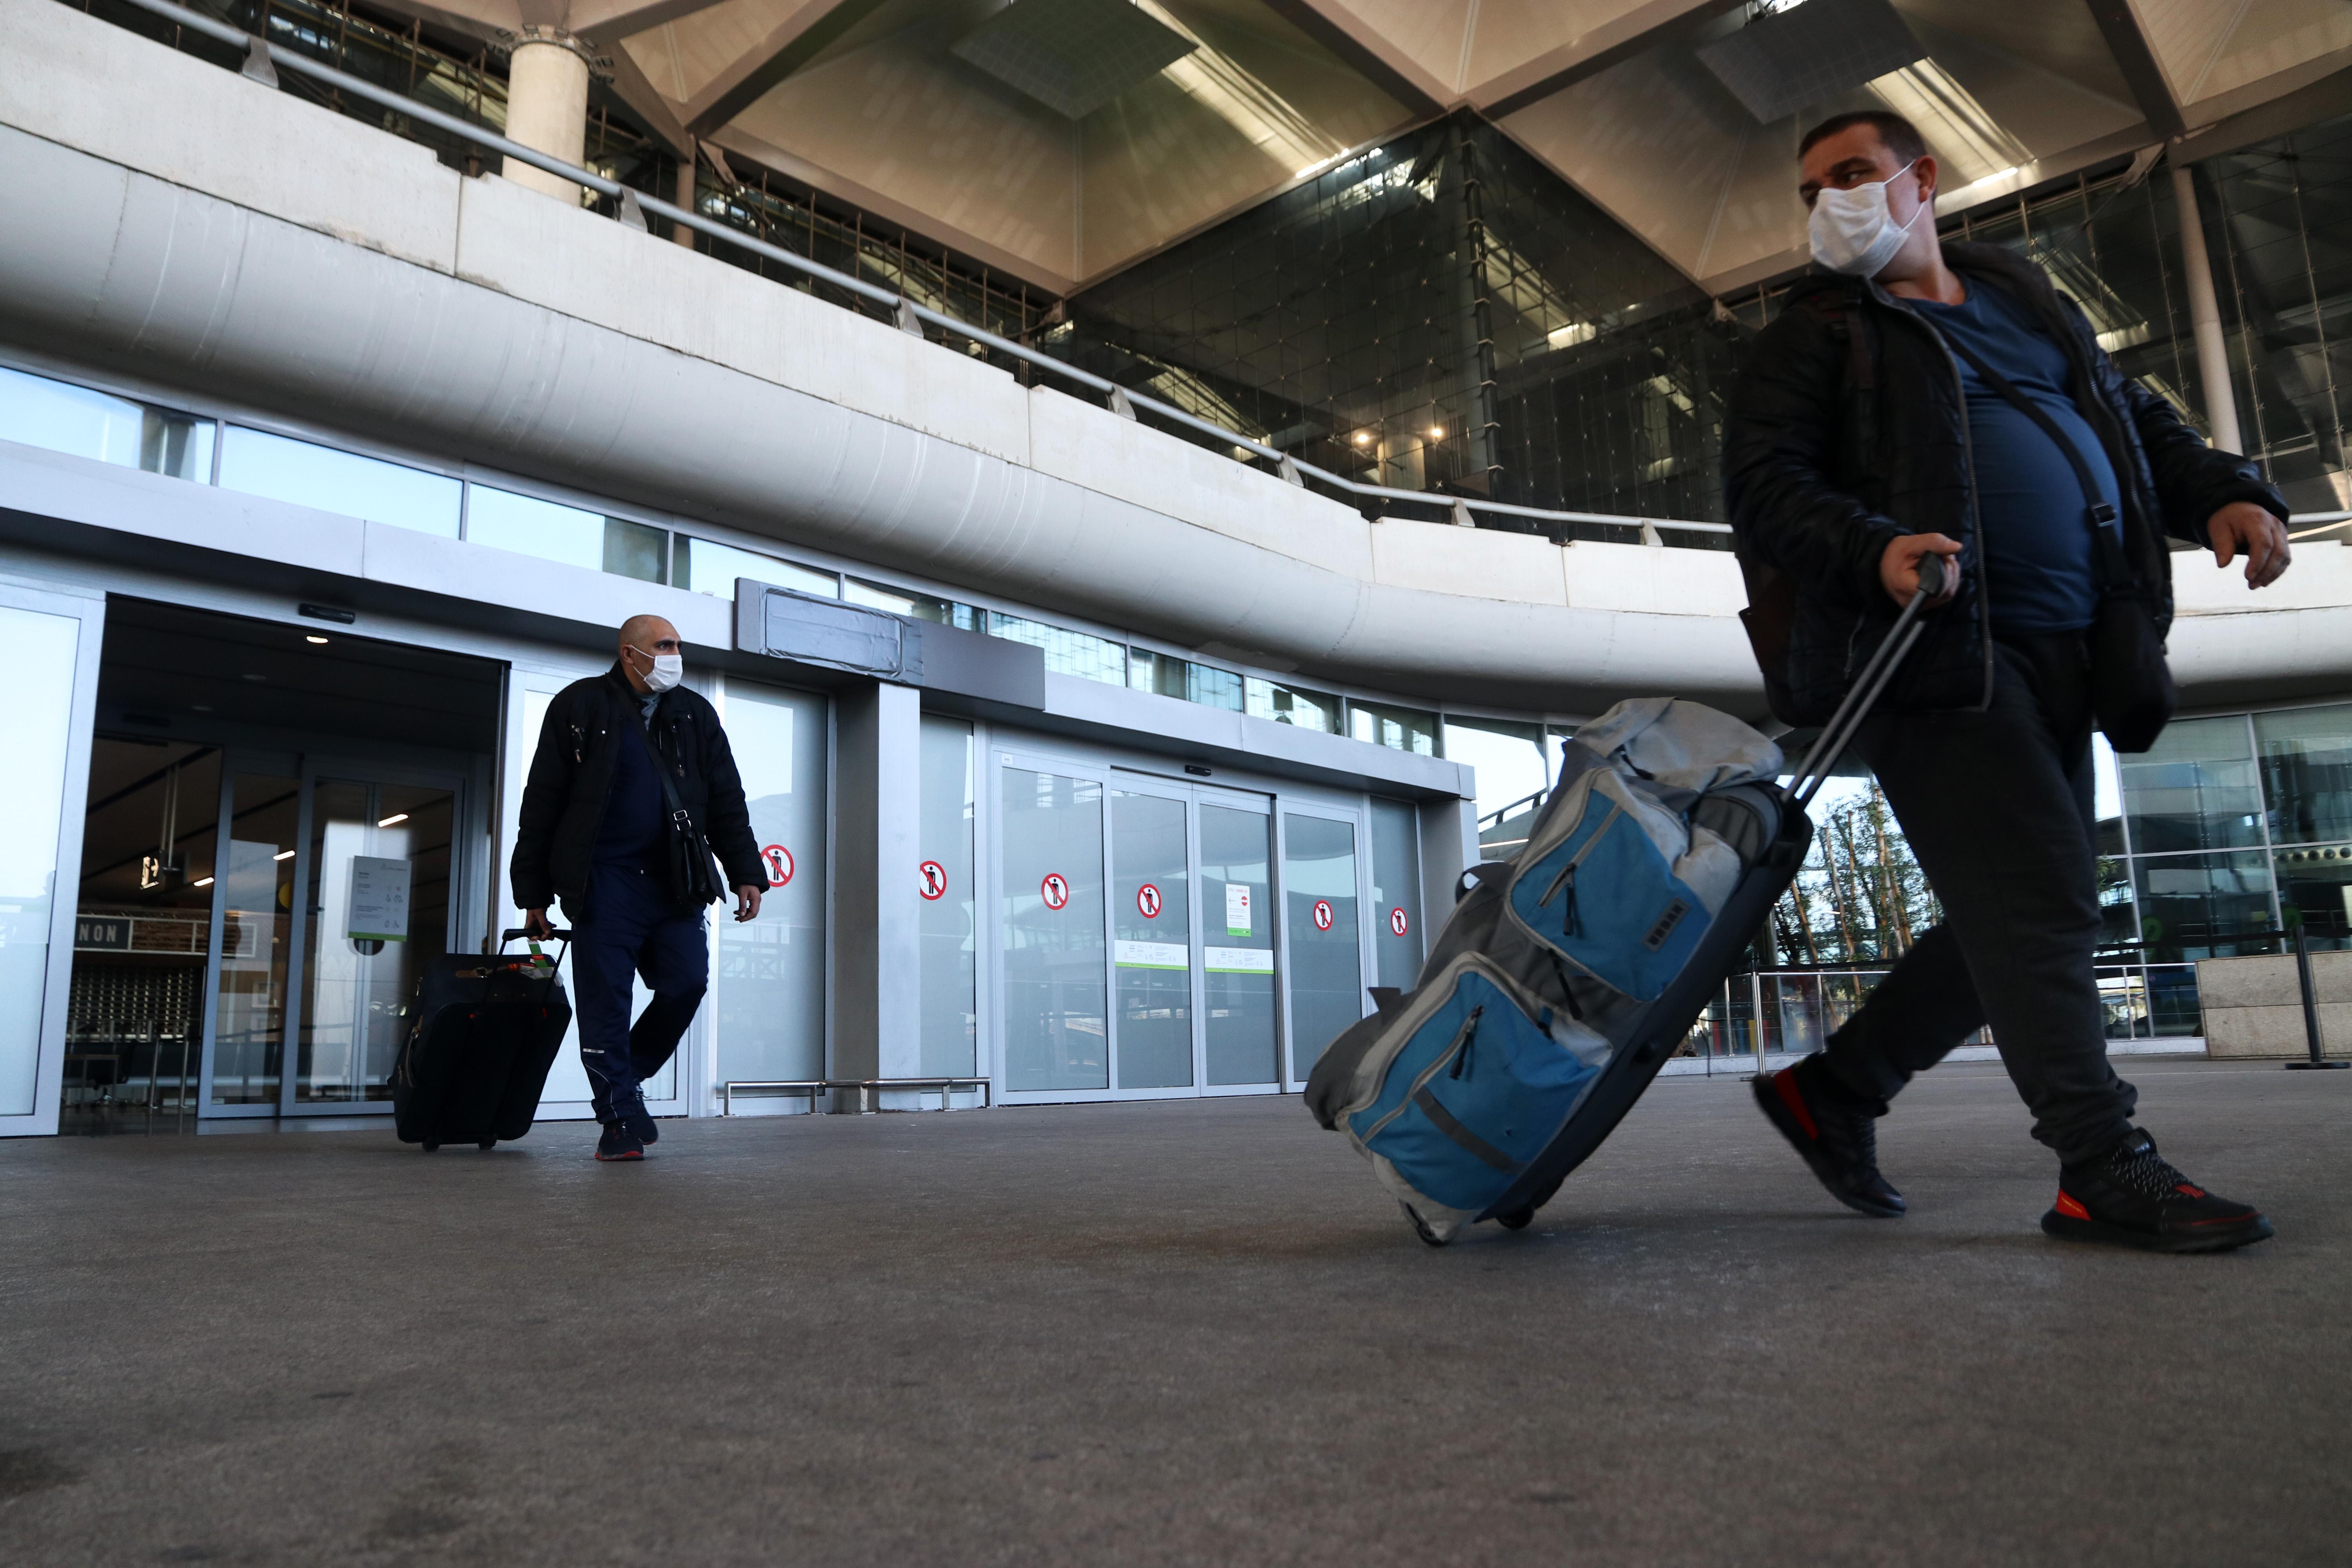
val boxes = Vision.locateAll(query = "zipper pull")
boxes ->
[1451,1005,1483,1079]
[1560,866,1581,938]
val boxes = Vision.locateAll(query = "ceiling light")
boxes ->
[1353,432,1372,446]
[273,849,296,862]
[192,876,214,888]
[377,813,409,828]
[305,635,328,645]
[1427,426,1444,439]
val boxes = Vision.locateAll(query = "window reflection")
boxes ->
[219,426,460,536]
[2118,715,2262,854]
[0,365,212,481]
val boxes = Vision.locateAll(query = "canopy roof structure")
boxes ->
[348,0,2352,296]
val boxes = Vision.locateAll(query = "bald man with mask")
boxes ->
[512,615,766,1160]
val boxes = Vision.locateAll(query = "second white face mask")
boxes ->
[634,649,683,692]
[1808,160,1924,278]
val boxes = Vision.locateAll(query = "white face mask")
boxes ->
[1808,160,1926,278]
[629,646,683,693]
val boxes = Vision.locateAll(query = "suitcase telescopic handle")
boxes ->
[499,926,573,947]
[1787,553,1947,809]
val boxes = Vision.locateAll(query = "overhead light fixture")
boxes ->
[273,849,296,862]
[1426,426,1444,439]
[1353,432,1372,446]
[192,876,214,888]
[305,635,328,645]
[377,812,410,828]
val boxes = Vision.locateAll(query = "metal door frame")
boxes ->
[1273,797,1376,1094]
[991,744,1120,1105]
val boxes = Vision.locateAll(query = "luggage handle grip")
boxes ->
[1788,554,1945,809]
[499,926,573,947]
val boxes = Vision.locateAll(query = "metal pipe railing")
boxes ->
[107,0,1736,542]
[719,1077,992,1114]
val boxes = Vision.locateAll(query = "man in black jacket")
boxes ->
[1726,112,2292,1252]
[512,614,767,1161]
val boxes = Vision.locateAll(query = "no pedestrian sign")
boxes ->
[1312,899,1334,932]
[761,844,794,887]
[920,860,948,899]
[1390,906,1409,938]
[1041,873,1071,911]
[1136,883,1162,920]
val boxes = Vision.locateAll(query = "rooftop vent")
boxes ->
[951,0,1196,120]
[1695,0,1922,125]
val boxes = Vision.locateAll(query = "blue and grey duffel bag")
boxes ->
[1305,696,1792,1245]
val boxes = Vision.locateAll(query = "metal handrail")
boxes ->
[107,0,1735,543]
[719,1077,991,1114]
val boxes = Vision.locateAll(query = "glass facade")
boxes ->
[1283,813,1361,1082]
[1111,791,1193,1090]
[919,717,978,1078]
[1000,768,1108,1093]
[219,427,462,537]
[714,682,827,1092]
[1200,805,1278,1087]
[0,365,212,481]
[0,606,82,1116]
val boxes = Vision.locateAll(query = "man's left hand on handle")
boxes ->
[2208,502,2292,589]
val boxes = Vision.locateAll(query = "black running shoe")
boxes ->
[2042,1129,2272,1254]
[615,1096,660,1145]
[1753,1059,1904,1218]
[595,1123,644,1163]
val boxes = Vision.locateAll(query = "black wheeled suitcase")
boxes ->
[392,928,573,1151]
[1307,561,1947,1243]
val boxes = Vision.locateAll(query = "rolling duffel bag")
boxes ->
[391,927,573,1151]
[1306,559,1946,1243]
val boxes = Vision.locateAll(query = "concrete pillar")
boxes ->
[2169,159,2244,455]
[673,153,698,249]
[830,679,925,1100]
[502,28,592,205]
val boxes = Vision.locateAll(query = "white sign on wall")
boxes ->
[1225,883,1252,936]
[347,856,412,942]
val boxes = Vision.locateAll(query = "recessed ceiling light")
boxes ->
[305,635,328,645]
[1353,432,1372,446]
[273,849,296,862]
[377,812,409,828]
[192,876,214,888]
[1426,426,1444,439]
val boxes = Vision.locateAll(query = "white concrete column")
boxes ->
[2170,158,2245,455]
[673,153,697,249]
[502,28,592,205]
[830,679,925,1098]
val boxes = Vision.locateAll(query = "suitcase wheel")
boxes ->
[1494,1206,1536,1231]
[477,1140,496,1151]
[421,1142,440,1152]
[1400,1202,1448,1247]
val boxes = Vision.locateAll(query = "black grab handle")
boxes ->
[499,926,573,947]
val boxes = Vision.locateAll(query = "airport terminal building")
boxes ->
[3,0,2351,1138]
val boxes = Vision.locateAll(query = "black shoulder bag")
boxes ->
[1938,332,2177,753]
[629,706,721,906]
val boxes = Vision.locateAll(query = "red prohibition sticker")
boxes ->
[1136,883,1162,920]
[919,860,947,900]
[760,844,794,887]
[1390,906,1410,938]
[1040,873,1071,911]
[1312,899,1334,932]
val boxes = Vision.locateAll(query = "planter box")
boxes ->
[2195,952,2352,1058]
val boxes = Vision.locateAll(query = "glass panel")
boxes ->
[1284,813,1361,1080]
[2131,851,2276,962]
[1349,700,1439,756]
[218,427,460,536]
[987,613,1127,685]
[1000,767,1107,1091]
[212,773,299,1106]
[603,519,668,583]
[296,783,454,1103]
[2256,703,2352,848]
[1129,649,1186,699]
[2274,844,2352,951]
[0,365,213,480]
[67,742,220,1123]
[1446,716,1549,820]
[1112,791,1191,1090]
[676,537,837,598]
[1243,676,1341,733]
[918,717,976,1077]
[2118,715,2263,854]
[1368,797,1422,989]
[716,683,828,1091]
[1201,805,1276,1085]
[0,606,82,1116]
[465,485,603,570]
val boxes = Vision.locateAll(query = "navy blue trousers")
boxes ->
[567,863,708,1123]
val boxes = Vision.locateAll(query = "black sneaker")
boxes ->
[2042,1129,2272,1254]
[1753,1059,1904,1218]
[615,1096,660,1145]
[595,1123,644,1163]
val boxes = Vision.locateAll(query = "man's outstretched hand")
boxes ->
[1880,532,1964,607]
[2208,502,2291,589]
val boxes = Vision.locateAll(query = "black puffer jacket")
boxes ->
[1723,241,2285,723]
[510,666,764,913]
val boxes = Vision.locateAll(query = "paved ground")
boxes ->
[2,1059,2346,1566]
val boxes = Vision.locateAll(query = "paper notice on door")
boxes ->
[1114,939,1189,970]
[1225,883,1252,936]
[347,856,412,942]
[1204,946,1274,975]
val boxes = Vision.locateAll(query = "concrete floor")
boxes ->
[2,1060,2346,1567]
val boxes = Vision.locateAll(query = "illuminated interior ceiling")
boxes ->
[358,0,2352,298]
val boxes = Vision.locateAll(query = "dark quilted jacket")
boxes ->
[1722,241,2285,724]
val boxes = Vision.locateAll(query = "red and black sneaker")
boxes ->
[594,1123,645,1163]
[2043,1129,2272,1253]
[1752,1058,1905,1218]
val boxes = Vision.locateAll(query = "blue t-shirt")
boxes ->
[1911,282,2120,634]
